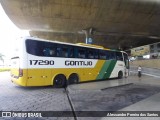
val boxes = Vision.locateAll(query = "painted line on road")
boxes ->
[130,71,160,78]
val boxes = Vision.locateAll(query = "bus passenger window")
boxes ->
[56,47,61,57]
[43,48,50,56]
[69,47,74,58]
[49,49,55,56]
[26,40,44,56]
[62,47,68,57]
[110,52,116,60]
[94,50,99,59]
[116,52,123,61]
[106,51,110,60]
[43,42,56,57]
[88,50,94,59]
[99,50,106,59]
[78,48,86,58]
[43,48,56,57]
[106,51,116,60]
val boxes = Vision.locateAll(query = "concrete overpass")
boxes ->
[1,0,160,50]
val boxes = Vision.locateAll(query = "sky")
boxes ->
[0,4,29,59]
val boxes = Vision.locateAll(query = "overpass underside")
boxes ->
[1,0,160,50]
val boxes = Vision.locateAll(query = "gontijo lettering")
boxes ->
[65,60,92,66]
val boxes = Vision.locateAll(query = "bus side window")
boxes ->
[27,40,44,56]
[94,50,99,59]
[116,52,123,61]
[99,50,106,59]
[106,51,110,60]
[43,48,50,56]
[74,47,78,58]
[49,48,56,56]
[110,52,116,60]
[106,51,116,60]
[69,47,74,58]
[43,42,56,57]
[61,46,69,58]
[78,47,86,59]
[56,46,61,57]
[87,49,94,59]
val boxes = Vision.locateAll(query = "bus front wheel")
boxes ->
[68,73,79,85]
[53,74,66,88]
[118,71,123,79]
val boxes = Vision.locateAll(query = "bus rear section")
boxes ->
[11,57,27,86]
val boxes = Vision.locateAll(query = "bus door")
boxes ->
[123,53,130,77]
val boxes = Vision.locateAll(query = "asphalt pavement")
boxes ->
[0,71,160,120]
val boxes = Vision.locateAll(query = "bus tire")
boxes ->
[53,74,66,88]
[118,71,123,79]
[68,73,79,85]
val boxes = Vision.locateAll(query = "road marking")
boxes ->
[130,71,160,78]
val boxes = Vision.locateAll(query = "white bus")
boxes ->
[11,37,129,87]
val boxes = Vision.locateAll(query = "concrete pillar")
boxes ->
[82,28,94,44]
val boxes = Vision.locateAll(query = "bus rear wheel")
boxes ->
[68,73,79,85]
[53,74,66,88]
[118,71,123,79]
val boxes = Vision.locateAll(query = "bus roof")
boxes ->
[76,43,104,49]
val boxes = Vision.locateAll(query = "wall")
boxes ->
[130,59,160,69]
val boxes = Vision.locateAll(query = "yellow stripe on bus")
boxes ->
[11,60,106,86]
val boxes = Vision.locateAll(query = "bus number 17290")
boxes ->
[29,60,54,65]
